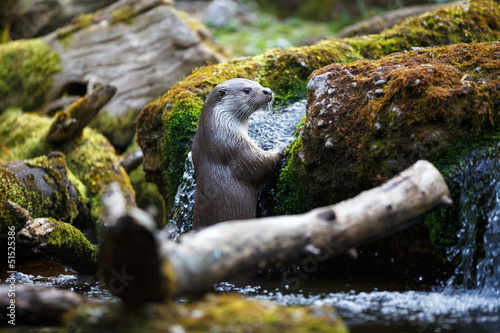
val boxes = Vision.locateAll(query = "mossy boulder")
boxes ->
[136,0,500,215]
[0,152,90,236]
[45,0,229,151]
[279,41,500,267]
[71,293,347,333]
[0,39,60,112]
[0,108,135,236]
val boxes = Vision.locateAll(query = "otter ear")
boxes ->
[218,89,226,97]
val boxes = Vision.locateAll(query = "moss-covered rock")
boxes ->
[17,216,99,274]
[136,0,500,215]
[71,293,347,333]
[282,41,500,208]
[0,39,60,111]
[280,41,500,265]
[0,108,135,234]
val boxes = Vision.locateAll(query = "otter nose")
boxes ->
[262,88,273,96]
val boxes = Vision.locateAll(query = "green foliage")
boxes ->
[0,39,60,111]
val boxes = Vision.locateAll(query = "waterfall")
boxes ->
[446,147,500,294]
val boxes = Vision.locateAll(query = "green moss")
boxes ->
[0,39,60,111]
[344,0,500,60]
[129,163,165,228]
[71,293,347,333]
[0,152,86,234]
[276,137,315,214]
[111,8,135,24]
[89,109,138,151]
[423,131,500,263]
[0,108,135,233]
[41,217,98,273]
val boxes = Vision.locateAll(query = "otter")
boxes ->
[191,78,286,229]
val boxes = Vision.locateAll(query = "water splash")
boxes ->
[166,100,307,238]
[166,152,196,240]
[477,186,500,293]
[446,148,500,294]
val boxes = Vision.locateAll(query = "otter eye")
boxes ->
[243,88,251,94]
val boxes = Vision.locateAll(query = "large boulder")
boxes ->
[278,41,500,272]
[281,41,500,211]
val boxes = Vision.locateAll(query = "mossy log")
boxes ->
[0,108,136,233]
[100,160,451,302]
[46,84,116,143]
[335,2,453,38]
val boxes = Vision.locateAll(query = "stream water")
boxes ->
[2,100,500,332]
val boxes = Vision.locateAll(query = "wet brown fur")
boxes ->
[191,78,284,229]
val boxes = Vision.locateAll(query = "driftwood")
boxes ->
[46,84,116,143]
[7,201,98,274]
[100,160,452,303]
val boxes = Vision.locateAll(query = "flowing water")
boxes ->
[3,100,500,332]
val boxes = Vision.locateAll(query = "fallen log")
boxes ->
[100,160,452,303]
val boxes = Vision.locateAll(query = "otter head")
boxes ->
[205,78,274,125]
